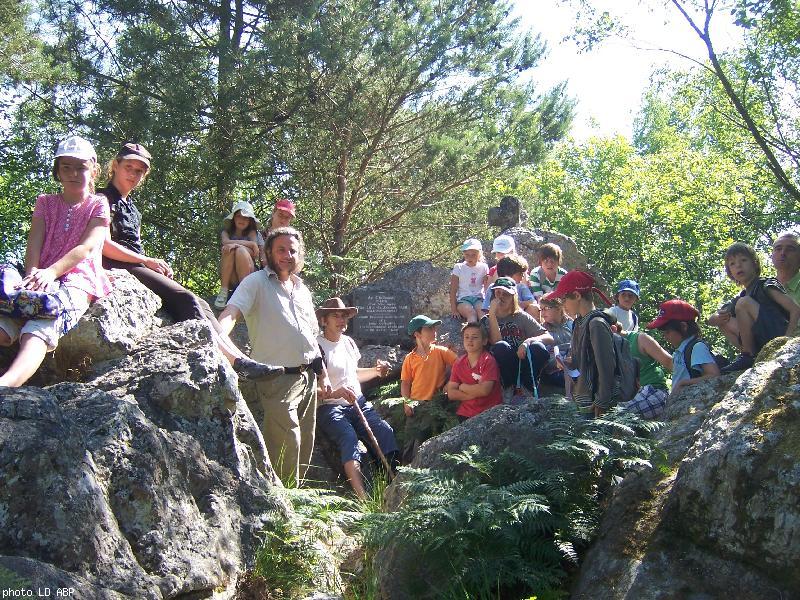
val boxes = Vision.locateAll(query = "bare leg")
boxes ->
[733,297,759,355]
[343,459,367,500]
[0,333,48,388]
[220,249,235,290]
[233,246,254,283]
[457,303,477,323]
[712,313,743,351]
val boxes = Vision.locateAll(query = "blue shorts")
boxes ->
[457,295,483,307]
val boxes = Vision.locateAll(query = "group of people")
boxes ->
[410,231,800,433]
[2,134,799,498]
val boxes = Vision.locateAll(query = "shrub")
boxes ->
[358,403,662,598]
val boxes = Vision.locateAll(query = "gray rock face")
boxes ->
[0,320,287,598]
[571,336,800,599]
[0,271,162,387]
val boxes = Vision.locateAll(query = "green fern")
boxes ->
[357,402,662,598]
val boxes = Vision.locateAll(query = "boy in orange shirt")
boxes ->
[400,314,457,461]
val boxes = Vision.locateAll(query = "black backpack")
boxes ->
[683,338,729,378]
[585,311,640,403]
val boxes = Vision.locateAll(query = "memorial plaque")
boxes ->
[350,289,413,345]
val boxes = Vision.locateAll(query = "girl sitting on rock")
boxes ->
[100,142,281,381]
[215,200,263,309]
[0,136,112,387]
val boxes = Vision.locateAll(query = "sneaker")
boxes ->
[720,352,754,374]
[214,288,229,309]
[233,358,284,381]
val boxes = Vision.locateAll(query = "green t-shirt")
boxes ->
[626,331,667,390]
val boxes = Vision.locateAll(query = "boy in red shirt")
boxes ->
[447,323,502,420]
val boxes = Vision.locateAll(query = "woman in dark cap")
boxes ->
[99,142,280,380]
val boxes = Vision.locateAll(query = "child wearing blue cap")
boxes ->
[608,279,640,333]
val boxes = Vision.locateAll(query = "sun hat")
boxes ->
[646,299,699,329]
[617,279,641,298]
[224,200,261,229]
[549,270,613,306]
[460,238,482,252]
[275,198,296,217]
[116,142,151,168]
[55,136,96,162]
[407,314,442,336]
[491,235,516,254]
[316,297,358,320]
[490,277,518,295]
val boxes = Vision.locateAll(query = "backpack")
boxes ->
[683,338,729,378]
[585,310,640,404]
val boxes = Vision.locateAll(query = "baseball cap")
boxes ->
[55,136,96,162]
[492,235,516,254]
[407,314,442,335]
[490,277,518,295]
[646,299,699,329]
[461,238,482,252]
[275,198,296,217]
[549,270,613,306]
[617,279,640,298]
[549,271,595,298]
[116,142,151,168]
[224,200,261,229]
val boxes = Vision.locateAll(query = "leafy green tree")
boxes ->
[513,70,790,337]
[7,0,571,296]
[558,0,800,203]
[283,0,573,292]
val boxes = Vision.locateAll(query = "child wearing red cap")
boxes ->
[549,270,617,418]
[647,299,720,394]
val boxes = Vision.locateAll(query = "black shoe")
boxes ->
[233,358,285,381]
[720,353,754,374]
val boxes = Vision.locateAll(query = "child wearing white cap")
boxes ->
[0,136,112,387]
[449,238,489,323]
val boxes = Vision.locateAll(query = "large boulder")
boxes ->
[0,320,288,598]
[571,336,800,599]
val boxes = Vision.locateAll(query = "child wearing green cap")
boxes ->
[399,314,458,461]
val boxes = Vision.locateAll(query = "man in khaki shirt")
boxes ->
[219,227,330,485]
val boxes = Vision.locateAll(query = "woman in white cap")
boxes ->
[0,136,111,386]
[216,200,263,308]
[100,142,281,381]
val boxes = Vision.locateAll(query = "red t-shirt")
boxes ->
[449,351,502,418]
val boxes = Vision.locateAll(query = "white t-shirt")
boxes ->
[608,305,639,333]
[451,261,489,300]
[317,334,362,406]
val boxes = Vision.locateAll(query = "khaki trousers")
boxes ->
[251,370,317,485]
